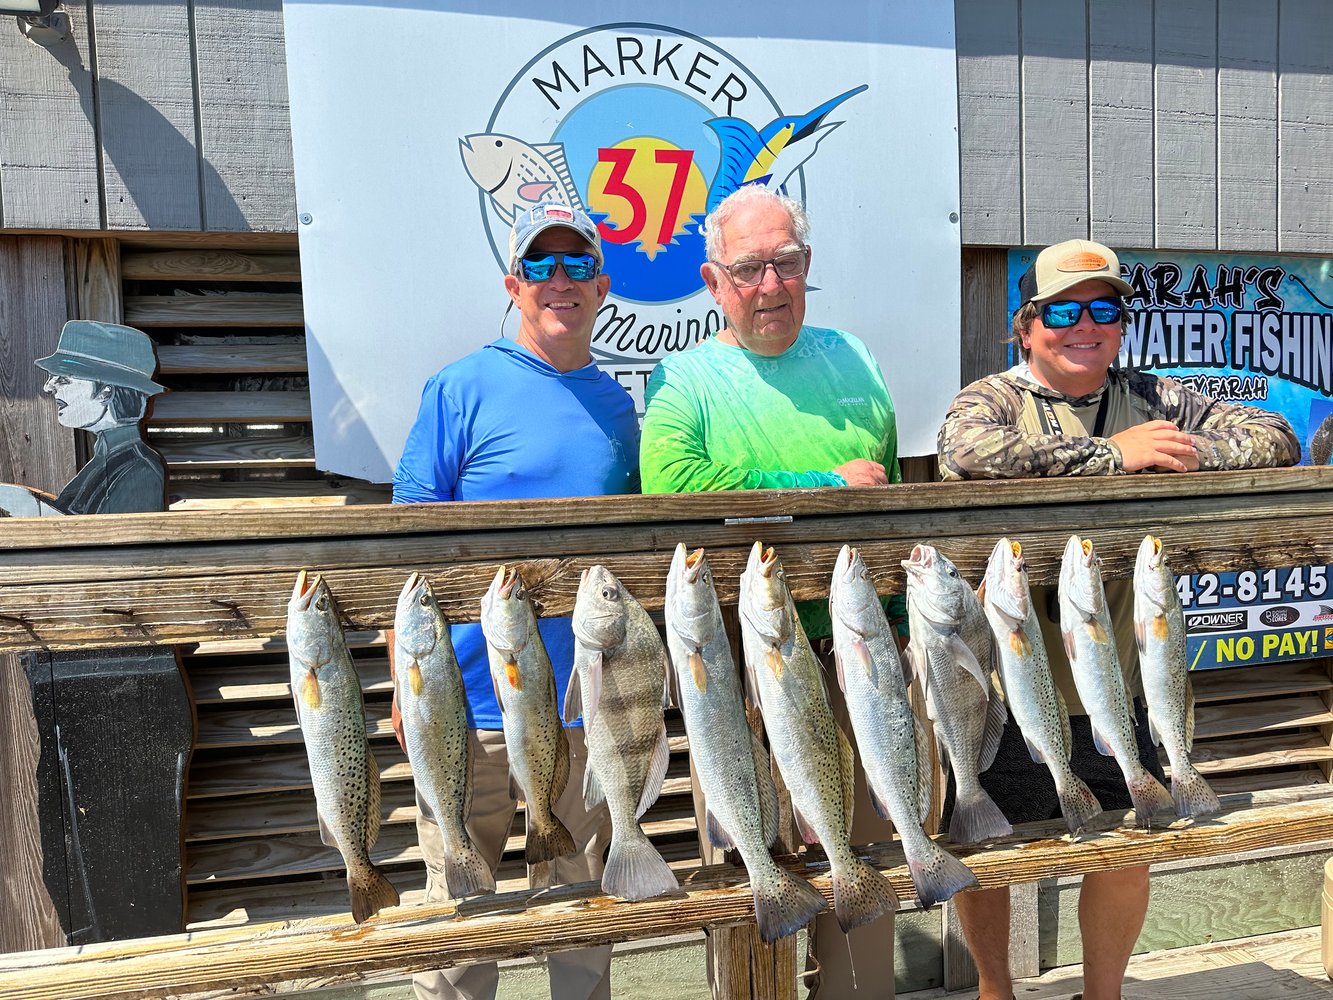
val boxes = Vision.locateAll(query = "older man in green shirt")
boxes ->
[641,185,903,999]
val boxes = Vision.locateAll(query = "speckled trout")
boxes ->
[829,545,978,906]
[980,538,1102,834]
[287,571,399,923]
[394,572,494,898]
[664,544,826,941]
[1060,535,1173,828]
[740,542,898,933]
[567,565,678,900]
[480,565,576,864]
[1133,535,1221,819]
[902,543,1012,845]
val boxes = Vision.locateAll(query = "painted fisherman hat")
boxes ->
[1018,238,1135,305]
[35,320,167,396]
[507,202,604,272]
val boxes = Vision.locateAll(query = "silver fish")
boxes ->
[663,544,826,941]
[740,542,898,933]
[829,545,978,906]
[287,571,399,923]
[394,572,494,898]
[980,538,1102,834]
[1133,535,1221,819]
[567,565,678,900]
[902,543,1011,845]
[458,133,587,225]
[1059,535,1174,827]
[479,565,576,863]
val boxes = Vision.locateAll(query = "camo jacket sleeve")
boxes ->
[937,375,1123,480]
[1128,371,1301,471]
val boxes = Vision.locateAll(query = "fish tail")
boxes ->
[442,840,496,899]
[1170,761,1222,819]
[601,826,678,901]
[904,838,978,908]
[830,856,898,933]
[525,813,577,864]
[750,863,827,943]
[1128,770,1175,829]
[1055,773,1104,834]
[948,785,1013,845]
[349,864,400,924]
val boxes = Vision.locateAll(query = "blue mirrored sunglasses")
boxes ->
[1041,297,1123,328]
[517,251,599,282]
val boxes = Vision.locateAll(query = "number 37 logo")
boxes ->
[590,143,705,254]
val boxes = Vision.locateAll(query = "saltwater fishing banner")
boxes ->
[1007,248,1333,669]
[285,5,961,482]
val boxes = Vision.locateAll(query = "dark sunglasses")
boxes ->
[1041,297,1123,328]
[517,251,599,282]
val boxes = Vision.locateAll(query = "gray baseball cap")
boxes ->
[507,202,603,273]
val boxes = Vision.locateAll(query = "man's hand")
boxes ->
[833,459,889,486]
[1109,420,1201,473]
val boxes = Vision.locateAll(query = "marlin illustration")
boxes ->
[459,133,586,225]
[704,84,868,212]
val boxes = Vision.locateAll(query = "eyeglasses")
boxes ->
[517,251,599,282]
[1040,297,1123,328]
[713,248,808,288]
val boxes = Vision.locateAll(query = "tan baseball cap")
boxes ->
[1018,239,1134,304]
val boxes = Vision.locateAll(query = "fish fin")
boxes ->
[1054,686,1074,758]
[349,866,399,924]
[635,724,671,819]
[752,866,827,944]
[689,649,708,694]
[923,665,941,723]
[830,857,898,933]
[753,734,781,847]
[365,747,383,848]
[562,660,584,725]
[1086,618,1110,645]
[1008,629,1030,657]
[301,668,321,710]
[526,813,578,864]
[1023,735,1045,765]
[1128,771,1175,829]
[852,636,876,681]
[1055,774,1103,834]
[1184,680,1196,749]
[491,670,508,717]
[406,661,424,698]
[551,725,571,807]
[583,757,605,810]
[837,724,857,830]
[706,809,737,851]
[947,787,1012,844]
[948,634,989,691]
[665,651,682,708]
[315,809,338,849]
[934,731,951,775]
[532,143,586,212]
[582,650,603,727]
[516,180,555,203]
[914,715,934,826]
[442,839,496,899]
[906,841,978,909]
[1147,710,1164,749]
[978,685,1008,773]
[833,647,848,694]
[1061,628,1077,664]
[661,652,675,710]
[601,828,678,901]
[1090,722,1116,757]
[1134,618,1146,652]
[743,654,762,711]
[866,780,893,822]
[900,642,916,688]
[765,644,785,680]
[792,805,820,846]
[1152,613,1170,642]
[508,773,522,802]
[1170,761,1222,819]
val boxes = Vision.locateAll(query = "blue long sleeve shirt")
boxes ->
[393,339,640,728]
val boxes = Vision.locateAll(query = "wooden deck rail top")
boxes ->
[2,468,1332,653]
[0,785,1328,1000]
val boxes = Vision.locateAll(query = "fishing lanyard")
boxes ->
[1035,390,1110,438]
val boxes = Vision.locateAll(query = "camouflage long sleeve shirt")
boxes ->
[937,366,1300,480]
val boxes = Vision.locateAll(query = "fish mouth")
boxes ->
[497,565,520,599]
[834,544,856,584]
[291,569,321,611]
[1140,533,1164,570]
[400,571,424,600]
[683,547,705,584]
[901,543,932,577]
[757,544,778,578]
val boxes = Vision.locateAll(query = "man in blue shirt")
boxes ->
[393,203,639,1000]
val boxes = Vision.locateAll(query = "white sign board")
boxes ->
[283,3,961,482]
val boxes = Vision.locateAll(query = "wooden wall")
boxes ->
[0,3,294,233]
[956,0,1333,252]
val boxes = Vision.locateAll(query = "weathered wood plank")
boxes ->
[954,0,1021,244]
[2,790,1330,1000]
[1192,730,1333,774]
[1020,0,1088,243]
[191,0,296,232]
[1191,660,1332,704]
[188,746,411,800]
[1089,0,1154,248]
[960,247,1008,385]
[121,250,300,282]
[71,239,123,324]
[0,7,100,229]
[1277,0,1333,252]
[1193,693,1333,740]
[1155,0,1218,249]
[153,435,315,469]
[167,480,390,509]
[149,390,310,424]
[188,655,388,704]
[123,293,303,327]
[1217,0,1279,252]
[155,343,307,375]
[90,4,201,230]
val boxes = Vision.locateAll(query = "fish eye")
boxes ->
[419,593,430,607]
[494,139,503,147]
[947,567,958,578]
[702,571,711,584]
[315,596,328,611]
[602,586,617,600]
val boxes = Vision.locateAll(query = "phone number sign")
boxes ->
[1178,564,1333,670]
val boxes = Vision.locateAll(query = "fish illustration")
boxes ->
[459,133,587,225]
[704,85,868,212]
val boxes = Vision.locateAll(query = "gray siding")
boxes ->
[958,0,1333,251]
[0,2,294,233]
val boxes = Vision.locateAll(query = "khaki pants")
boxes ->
[413,727,613,1000]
